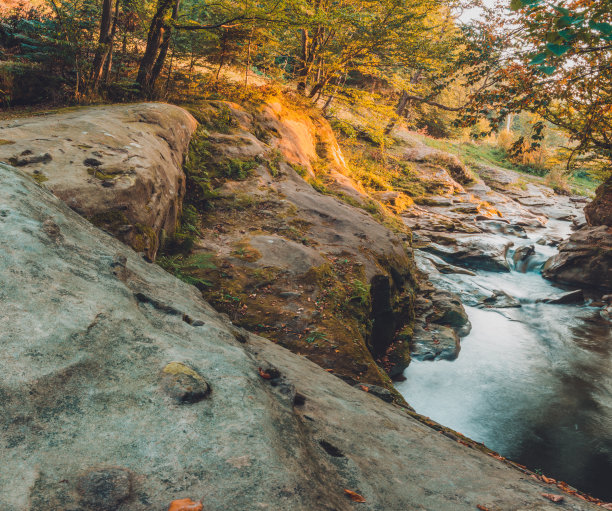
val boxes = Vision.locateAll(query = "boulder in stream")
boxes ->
[538,289,584,305]
[479,290,522,309]
[543,225,612,291]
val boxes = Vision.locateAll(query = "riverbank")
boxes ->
[396,163,612,501]
[1,99,610,509]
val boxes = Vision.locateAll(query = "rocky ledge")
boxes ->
[0,162,602,510]
[0,103,197,260]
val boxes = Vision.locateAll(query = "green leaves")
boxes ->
[545,43,570,56]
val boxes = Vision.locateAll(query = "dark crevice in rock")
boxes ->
[319,440,345,458]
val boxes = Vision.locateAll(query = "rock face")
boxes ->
[181,100,416,392]
[0,103,197,260]
[585,175,612,227]
[0,162,600,511]
[543,225,612,290]
[544,174,611,291]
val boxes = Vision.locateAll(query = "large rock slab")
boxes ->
[1,162,601,511]
[420,232,513,272]
[0,103,197,259]
[185,101,416,390]
[585,175,612,227]
[543,225,612,291]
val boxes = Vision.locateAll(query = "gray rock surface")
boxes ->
[1,162,601,510]
[0,103,197,260]
[543,225,612,291]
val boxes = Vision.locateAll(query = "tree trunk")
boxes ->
[101,0,120,85]
[90,0,114,91]
[296,29,309,93]
[137,0,176,94]
[244,27,253,88]
[149,0,180,92]
[384,90,410,134]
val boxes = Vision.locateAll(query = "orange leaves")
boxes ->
[258,367,271,379]
[344,489,366,502]
[542,493,564,503]
[359,385,369,392]
[477,506,492,511]
[168,498,203,511]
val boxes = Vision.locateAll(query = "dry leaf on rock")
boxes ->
[168,498,203,511]
[541,493,564,503]
[344,489,366,502]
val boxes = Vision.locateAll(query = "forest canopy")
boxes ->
[0,0,610,183]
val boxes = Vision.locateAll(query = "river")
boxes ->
[397,217,612,501]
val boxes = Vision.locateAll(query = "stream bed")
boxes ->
[397,219,612,501]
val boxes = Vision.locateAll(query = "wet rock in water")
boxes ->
[477,219,528,239]
[512,245,535,273]
[536,235,563,247]
[161,362,211,403]
[543,225,612,291]
[430,259,476,276]
[479,290,521,309]
[77,468,132,510]
[513,245,535,263]
[426,291,471,336]
[601,305,612,322]
[422,234,512,272]
[409,324,460,361]
[538,289,584,305]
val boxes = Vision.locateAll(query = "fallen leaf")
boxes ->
[359,385,370,392]
[477,505,491,511]
[542,475,556,484]
[344,489,366,502]
[258,367,271,379]
[168,498,203,511]
[542,493,564,503]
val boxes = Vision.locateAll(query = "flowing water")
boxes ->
[397,219,612,500]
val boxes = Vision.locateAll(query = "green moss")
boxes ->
[266,149,283,178]
[88,210,129,231]
[132,223,158,257]
[289,162,308,177]
[157,252,216,288]
[30,171,48,184]
[86,168,120,181]
[186,104,237,134]
[231,241,262,262]
[220,158,258,180]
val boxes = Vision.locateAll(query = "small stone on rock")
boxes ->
[161,362,210,404]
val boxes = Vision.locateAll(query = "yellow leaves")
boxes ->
[168,498,203,511]
[344,489,366,502]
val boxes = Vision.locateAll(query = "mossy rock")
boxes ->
[161,362,210,404]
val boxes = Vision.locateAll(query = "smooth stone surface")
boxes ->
[2,163,600,510]
[0,103,197,259]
